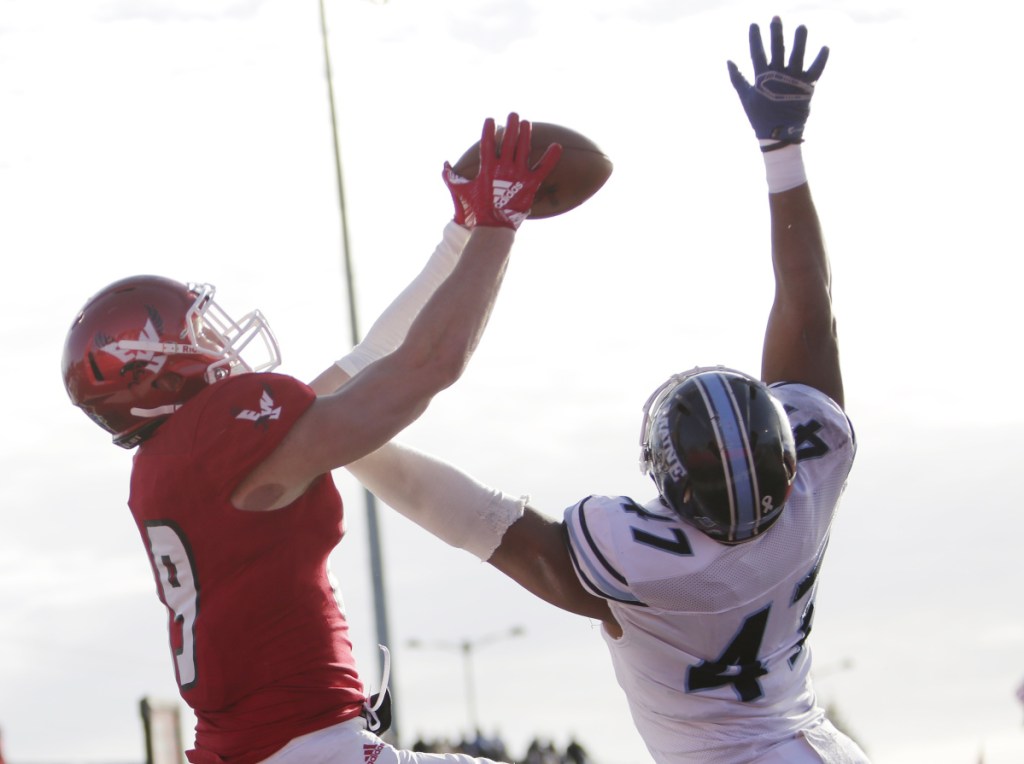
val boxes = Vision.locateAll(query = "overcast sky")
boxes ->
[2,1,1023,763]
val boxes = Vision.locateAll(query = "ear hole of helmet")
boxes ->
[87,352,105,382]
[152,372,185,393]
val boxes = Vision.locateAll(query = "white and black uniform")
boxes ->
[564,384,868,763]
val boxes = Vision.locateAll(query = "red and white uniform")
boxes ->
[129,373,365,764]
[565,384,866,763]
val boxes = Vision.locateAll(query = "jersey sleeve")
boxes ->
[187,373,317,498]
[769,382,856,462]
[563,495,649,606]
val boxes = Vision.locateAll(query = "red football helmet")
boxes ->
[62,275,281,448]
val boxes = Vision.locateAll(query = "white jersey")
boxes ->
[564,384,858,763]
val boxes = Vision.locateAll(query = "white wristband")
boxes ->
[336,221,470,376]
[763,144,807,194]
[347,442,525,561]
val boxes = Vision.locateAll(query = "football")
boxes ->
[452,121,613,219]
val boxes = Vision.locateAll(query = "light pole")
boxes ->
[316,0,397,741]
[407,626,526,734]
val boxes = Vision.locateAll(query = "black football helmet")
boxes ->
[639,367,797,543]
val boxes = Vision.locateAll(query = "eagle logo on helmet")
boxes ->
[98,311,168,384]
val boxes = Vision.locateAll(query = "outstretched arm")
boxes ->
[309,220,470,397]
[729,17,842,407]
[489,508,617,631]
[345,442,616,627]
[299,115,617,626]
[232,114,562,511]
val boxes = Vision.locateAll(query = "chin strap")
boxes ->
[130,404,182,419]
[361,645,393,734]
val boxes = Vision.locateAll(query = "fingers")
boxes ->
[442,161,469,185]
[806,46,829,83]
[788,24,807,74]
[532,142,563,179]
[747,17,825,82]
[500,112,521,162]
[492,112,532,172]
[514,116,532,167]
[496,112,560,176]
[748,22,767,73]
[478,117,498,173]
[769,16,785,70]
[480,116,497,145]
[727,60,750,94]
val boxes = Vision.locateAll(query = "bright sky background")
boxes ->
[2,0,1023,763]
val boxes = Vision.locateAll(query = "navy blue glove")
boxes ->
[727,16,829,151]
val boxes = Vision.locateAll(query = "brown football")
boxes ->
[452,121,613,219]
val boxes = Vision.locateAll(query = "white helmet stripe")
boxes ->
[695,375,760,541]
[720,375,763,536]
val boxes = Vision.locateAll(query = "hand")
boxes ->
[443,112,563,230]
[727,16,829,150]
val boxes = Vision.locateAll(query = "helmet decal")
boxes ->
[654,416,686,482]
[99,316,168,380]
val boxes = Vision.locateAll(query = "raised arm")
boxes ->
[728,17,843,407]
[232,114,562,511]
[763,182,841,406]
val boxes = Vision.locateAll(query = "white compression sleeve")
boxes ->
[336,221,470,376]
[347,442,525,562]
[763,143,807,194]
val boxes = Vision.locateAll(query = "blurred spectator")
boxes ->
[565,738,589,764]
[525,738,561,764]
[410,732,587,764]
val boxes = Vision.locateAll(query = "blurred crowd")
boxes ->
[411,731,591,764]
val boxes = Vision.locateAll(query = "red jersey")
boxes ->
[129,373,365,764]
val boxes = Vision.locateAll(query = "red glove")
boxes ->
[444,113,563,230]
